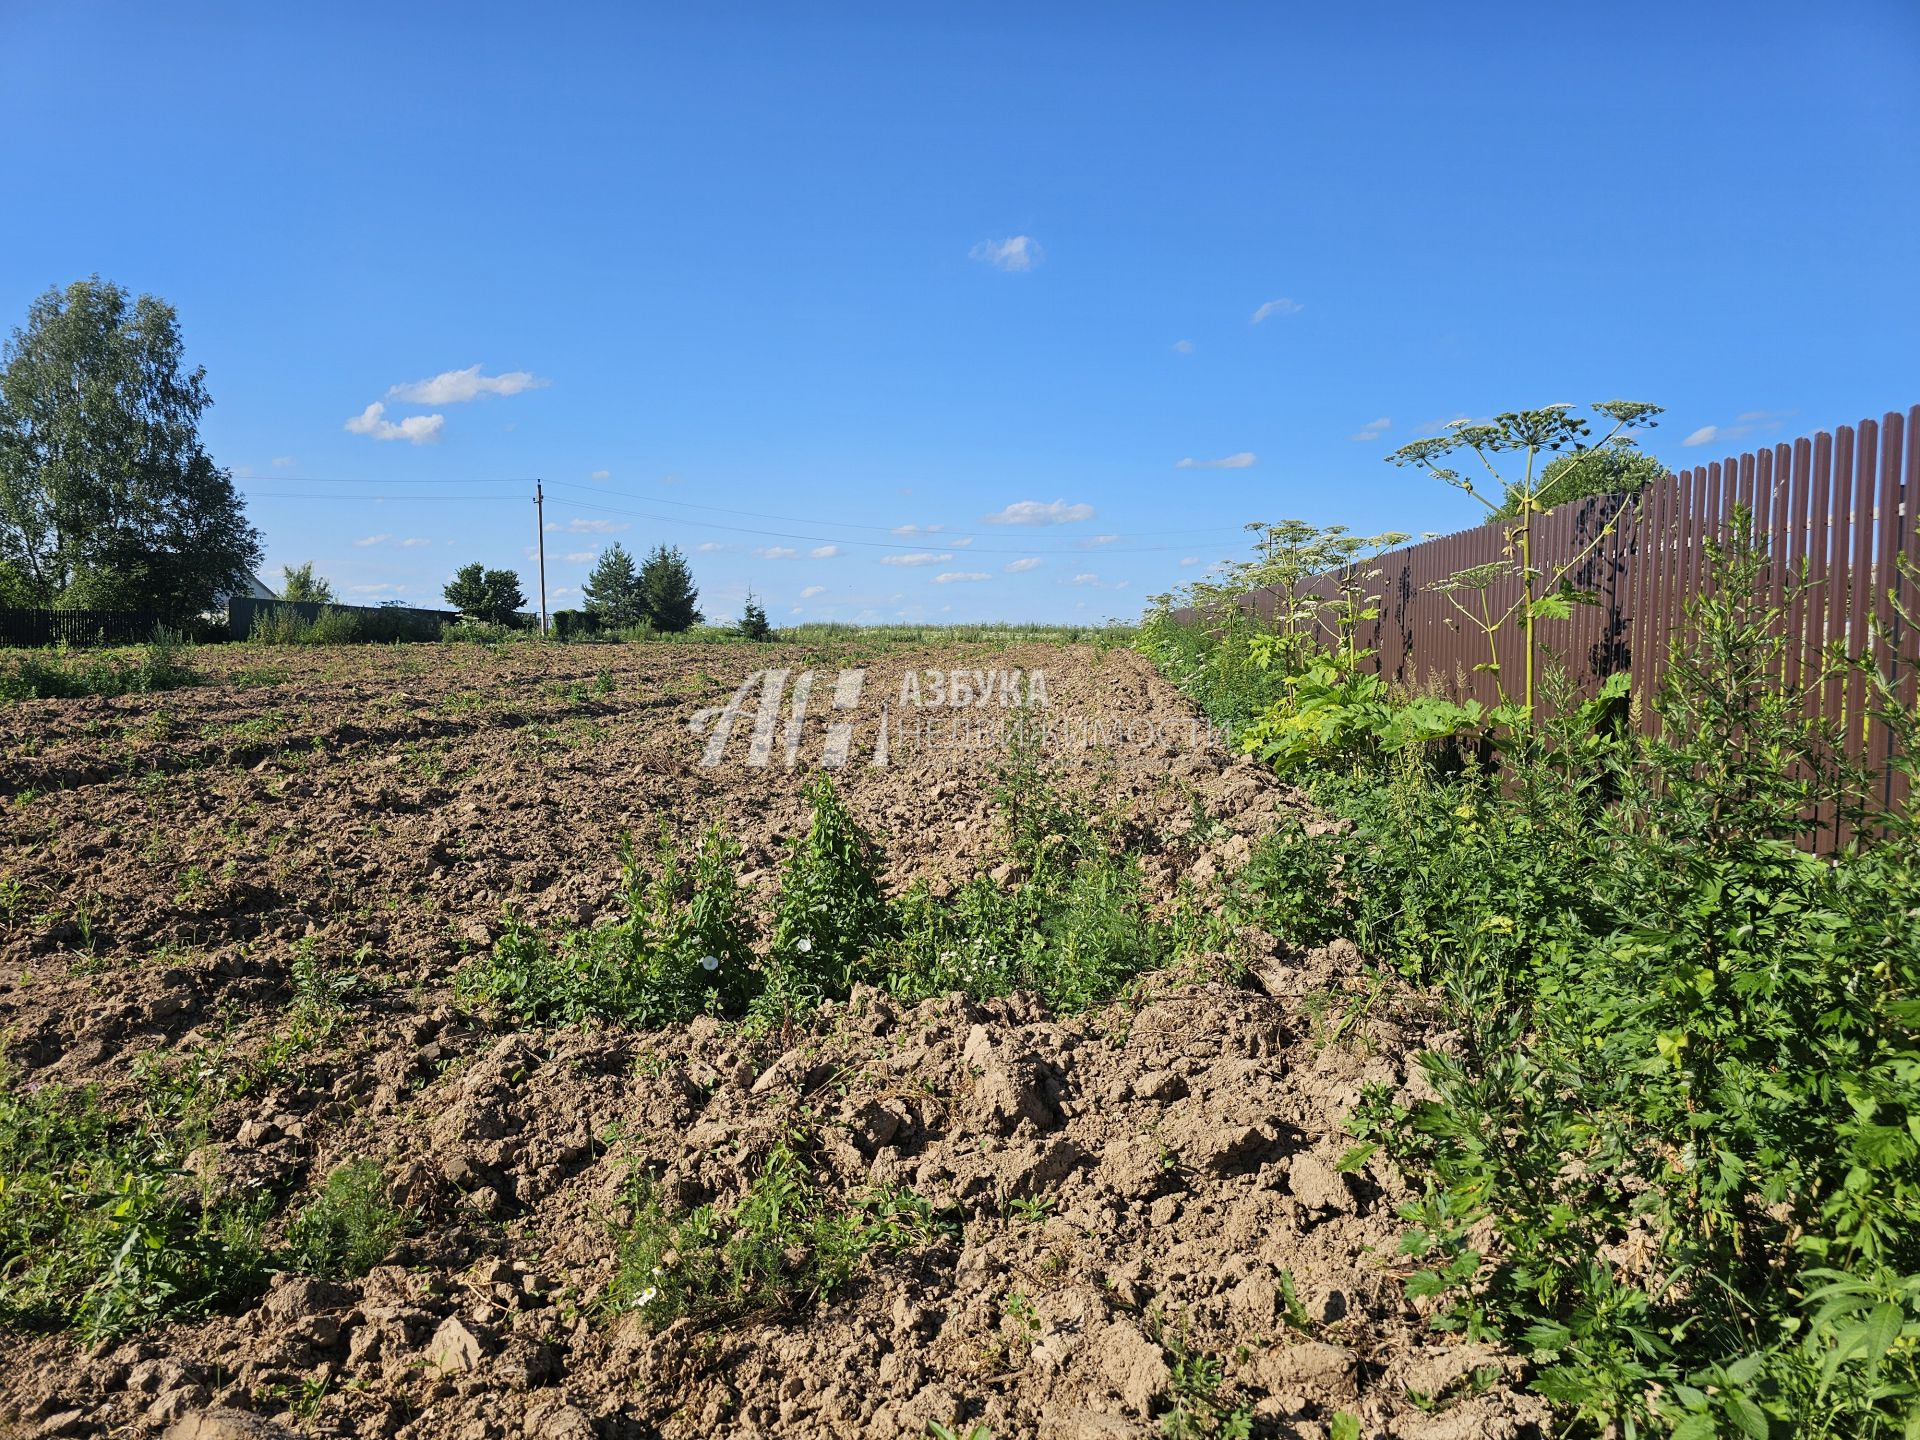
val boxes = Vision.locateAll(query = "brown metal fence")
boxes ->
[1182,405,1919,832]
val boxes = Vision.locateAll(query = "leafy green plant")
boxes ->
[0,1070,268,1340]
[763,774,895,1014]
[282,1160,411,1278]
[606,1142,946,1328]
[458,823,755,1026]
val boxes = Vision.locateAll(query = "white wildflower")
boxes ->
[699,955,720,972]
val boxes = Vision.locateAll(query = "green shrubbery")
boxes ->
[458,825,755,1026]
[1145,518,1920,1436]
[283,1160,412,1279]
[0,631,198,701]
[248,604,362,645]
[0,1071,267,1340]
[459,740,1185,1030]
[607,1142,955,1328]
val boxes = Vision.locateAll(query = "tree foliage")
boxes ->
[638,545,701,633]
[1492,442,1669,520]
[0,277,261,616]
[443,563,525,625]
[737,591,771,641]
[279,561,335,604]
[581,542,643,628]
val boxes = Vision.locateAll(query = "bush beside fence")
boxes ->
[227,597,461,644]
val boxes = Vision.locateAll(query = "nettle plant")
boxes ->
[1389,400,1662,716]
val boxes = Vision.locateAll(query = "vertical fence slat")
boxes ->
[1894,406,1920,818]
[1823,427,1857,846]
[1766,443,1793,644]
[1786,437,1816,692]
[1868,412,1907,813]
[1845,421,1881,807]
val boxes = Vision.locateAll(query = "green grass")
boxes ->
[0,1069,268,1340]
[0,633,199,701]
[283,1160,412,1278]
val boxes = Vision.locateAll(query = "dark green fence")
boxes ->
[228,597,460,643]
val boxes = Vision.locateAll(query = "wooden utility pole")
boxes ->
[534,478,549,637]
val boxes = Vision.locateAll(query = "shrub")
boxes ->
[248,604,361,645]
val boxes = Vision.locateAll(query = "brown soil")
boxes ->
[0,640,1546,1439]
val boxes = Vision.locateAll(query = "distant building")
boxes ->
[222,571,278,603]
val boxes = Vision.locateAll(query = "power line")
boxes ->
[247,491,525,502]
[547,497,1225,556]
[236,481,533,495]
[544,479,1249,542]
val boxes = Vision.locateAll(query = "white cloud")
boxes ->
[353,533,390,547]
[1179,556,1201,567]
[756,546,799,559]
[1349,417,1392,442]
[697,541,730,552]
[1071,573,1101,585]
[970,235,1041,272]
[1251,298,1302,324]
[344,402,443,444]
[271,456,295,468]
[881,551,954,567]
[1683,410,1793,448]
[1174,452,1256,470]
[400,537,432,548]
[934,571,991,584]
[891,523,945,538]
[564,518,629,534]
[349,582,405,595]
[1172,339,1195,355]
[951,536,973,547]
[386,365,549,405]
[1004,557,1043,573]
[590,469,610,480]
[800,584,826,598]
[1084,534,1120,548]
[809,545,840,558]
[563,550,598,564]
[983,499,1096,526]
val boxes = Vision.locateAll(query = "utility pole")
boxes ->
[534,478,548,637]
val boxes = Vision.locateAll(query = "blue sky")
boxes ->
[4,3,1917,624]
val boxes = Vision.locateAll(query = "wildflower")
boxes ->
[633,1286,658,1308]
[795,937,813,954]
[699,955,720,972]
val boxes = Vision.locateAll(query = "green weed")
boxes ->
[283,1160,412,1278]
